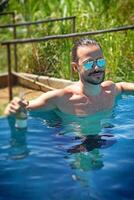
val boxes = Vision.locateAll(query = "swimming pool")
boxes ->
[0,93,134,200]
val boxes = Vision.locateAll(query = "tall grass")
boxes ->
[0,0,134,81]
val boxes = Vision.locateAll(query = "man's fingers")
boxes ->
[4,97,28,116]
[11,97,28,107]
[10,103,20,111]
[9,108,18,114]
[19,100,28,107]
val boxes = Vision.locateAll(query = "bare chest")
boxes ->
[58,92,115,116]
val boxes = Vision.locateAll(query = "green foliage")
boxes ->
[0,0,134,81]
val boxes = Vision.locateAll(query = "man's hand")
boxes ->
[4,97,29,116]
[116,82,134,94]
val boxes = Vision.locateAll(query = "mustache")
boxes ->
[88,71,104,76]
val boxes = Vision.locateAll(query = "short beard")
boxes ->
[84,71,105,85]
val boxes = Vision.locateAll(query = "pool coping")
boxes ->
[0,72,73,92]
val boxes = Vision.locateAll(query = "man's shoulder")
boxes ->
[46,82,79,97]
[101,81,117,93]
[62,82,80,94]
[101,80,115,88]
[101,80,121,96]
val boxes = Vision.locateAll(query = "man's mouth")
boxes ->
[88,71,104,77]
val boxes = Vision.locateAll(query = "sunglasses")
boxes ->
[82,58,106,71]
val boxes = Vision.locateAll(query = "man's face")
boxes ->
[76,45,106,85]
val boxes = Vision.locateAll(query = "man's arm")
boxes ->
[115,82,134,94]
[27,90,61,110]
[4,89,62,116]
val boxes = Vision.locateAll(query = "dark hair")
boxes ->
[72,38,101,63]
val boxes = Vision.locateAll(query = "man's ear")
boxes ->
[71,62,79,72]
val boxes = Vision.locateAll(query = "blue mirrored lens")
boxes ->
[83,61,93,70]
[97,59,106,68]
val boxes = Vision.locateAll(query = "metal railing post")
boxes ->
[7,44,13,101]
[72,16,76,33]
[12,12,18,72]
[70,16,76,80]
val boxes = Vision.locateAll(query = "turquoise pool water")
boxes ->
[0,93,134,200]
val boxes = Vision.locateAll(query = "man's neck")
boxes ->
[80,81,102,96]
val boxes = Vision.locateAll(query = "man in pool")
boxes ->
[4,38,134,116]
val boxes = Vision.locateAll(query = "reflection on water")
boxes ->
[55,108,114,136]
[7,116,29,160]
[51,108,116,186]
[67,134,116,154]
[66,134,116,186]
[9,129,29,160]
[70,148,103,171]
[7,108,116,170]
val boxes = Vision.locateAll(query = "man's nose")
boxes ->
[93,62,100,71]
